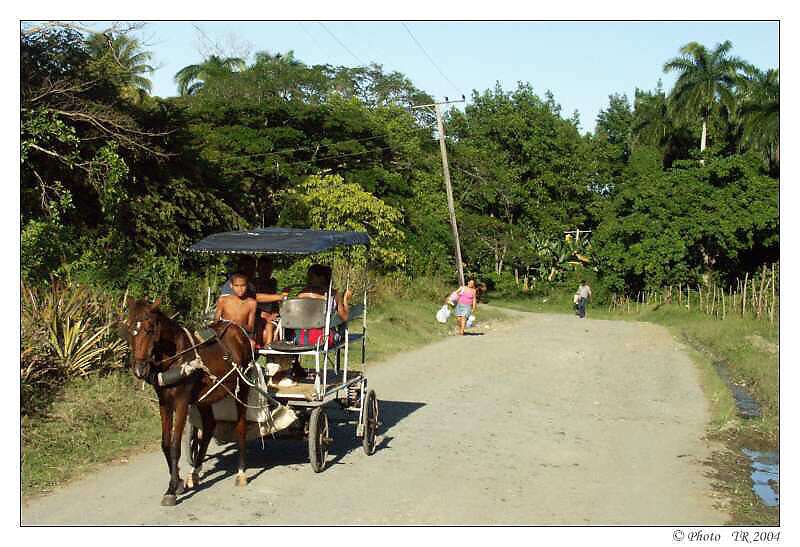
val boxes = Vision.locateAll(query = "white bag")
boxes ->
[436,305,451,323]
[466,314,476,328]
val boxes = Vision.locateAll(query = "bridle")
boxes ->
[129,311,164,370]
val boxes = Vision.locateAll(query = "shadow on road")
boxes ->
[178,399,426,502]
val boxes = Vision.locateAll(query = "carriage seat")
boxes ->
[264,298,363,353]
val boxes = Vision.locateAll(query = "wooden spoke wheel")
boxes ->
[362,389,379,456]
[185,423,201,468]
[308,407,331,473]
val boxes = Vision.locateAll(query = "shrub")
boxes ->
[21,279,128,415]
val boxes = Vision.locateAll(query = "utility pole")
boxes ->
[413,96,466,286]
[564,228,592,245]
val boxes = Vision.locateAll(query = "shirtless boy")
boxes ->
[215,273,257,342]
[216,272,288,349]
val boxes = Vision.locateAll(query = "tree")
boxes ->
[663,40,748,155]
[592,152,778,292]
[737,66,779,171]
[631,83,697,167]
[20,27,171,283]
[174,55,246,96]
[86,32,154,103]
[281,174,406,269]
[595,93,633,152]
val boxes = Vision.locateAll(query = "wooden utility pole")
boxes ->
[564,228,592,244]
[413,96,466,285]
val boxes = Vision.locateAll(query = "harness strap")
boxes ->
[180,326,218,381]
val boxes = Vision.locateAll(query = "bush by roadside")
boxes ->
[21,280,128,415]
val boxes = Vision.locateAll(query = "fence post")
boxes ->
[742,272,748,316]
[770,264,776,323]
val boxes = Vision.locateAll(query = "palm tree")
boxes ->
[631,83,672,148]
[737,66,779,168]
[87,33,154,102]
[174,55,246,96]
[663,41,748,155]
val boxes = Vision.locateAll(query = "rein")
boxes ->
[153,320,232,366]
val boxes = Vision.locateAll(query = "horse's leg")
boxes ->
[158,401,180,506]
[165,398,190,500]
[187,405,215,489]
[159,403,173,474]
[234,386,249,487]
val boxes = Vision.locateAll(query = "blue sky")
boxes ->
[87,21,780,132]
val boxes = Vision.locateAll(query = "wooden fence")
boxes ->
[608,264,778,323]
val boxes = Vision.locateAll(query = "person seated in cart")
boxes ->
[275,264,352,381]
[297,264,353,323]
[215,273,257,343]
[216,272,287,350]
[253,256,280,345]
[219,255,257,297]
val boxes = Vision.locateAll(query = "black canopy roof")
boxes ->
[187,227,370,255]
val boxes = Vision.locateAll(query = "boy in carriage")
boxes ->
[215,273,257,343]
[215,272,287,350]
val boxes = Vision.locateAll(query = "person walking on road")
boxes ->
[577,280,592,318]
[453,279,478,335]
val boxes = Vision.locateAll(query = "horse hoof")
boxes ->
[186,474,199,489]
[235,474,247,487]
[161,494,177,507]
[175,479,186,495]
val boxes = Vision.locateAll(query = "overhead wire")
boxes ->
[297,22,326,58]
[220,145,395,176]
[210,134,389,163]
[400,22,462,97]
[317,22,365,66]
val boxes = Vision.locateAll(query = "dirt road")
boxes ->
[22,310,728,525]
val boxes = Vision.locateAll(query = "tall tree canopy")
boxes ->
[663,40,748,155]
[20,29,779,305]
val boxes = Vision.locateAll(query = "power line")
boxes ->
[210,135,388,163]
[221,145,395,176]
[297,22,325,57]
[400,22,462,97]
[317,22,364,66]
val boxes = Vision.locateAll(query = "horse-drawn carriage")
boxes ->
[185,227,379,473]
[123,228,378,505]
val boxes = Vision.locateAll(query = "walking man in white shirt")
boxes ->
[577,280,592,318]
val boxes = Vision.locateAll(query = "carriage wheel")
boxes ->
[362,390,379,456]
[184,423,201,468]
[308,407,331,473]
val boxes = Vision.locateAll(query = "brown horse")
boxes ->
[122,297,254,506]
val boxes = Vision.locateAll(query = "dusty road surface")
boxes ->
[22,310,728,525]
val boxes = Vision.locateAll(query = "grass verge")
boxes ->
[22,296,513,499]
[490,293,779,525]
[22,373,161,498]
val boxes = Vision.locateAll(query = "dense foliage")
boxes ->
[21,25,778,302]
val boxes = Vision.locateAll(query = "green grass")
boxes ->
[366,298,509,364]
[22,373,161,497]
[22,294,514,498]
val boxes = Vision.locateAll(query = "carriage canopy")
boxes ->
[188,227,370,256]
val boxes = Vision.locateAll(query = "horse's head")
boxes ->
[123,297,164,380]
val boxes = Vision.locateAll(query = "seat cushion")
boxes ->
[267,340,317,353]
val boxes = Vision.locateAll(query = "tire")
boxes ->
[362,390,379,456]
[184,422,201,468]
[308,407,330,473]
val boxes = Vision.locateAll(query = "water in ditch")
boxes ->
[713,360,778,507]
[741,448,779,507]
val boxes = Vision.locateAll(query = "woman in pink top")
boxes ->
[453,279,477,335]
